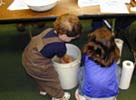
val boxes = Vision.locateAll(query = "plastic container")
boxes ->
[115,38,124,64]
[24,0,58,12]
[52,43,81,90]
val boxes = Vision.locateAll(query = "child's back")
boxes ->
[76,27,120,100]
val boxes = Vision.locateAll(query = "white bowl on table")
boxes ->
[24,0,58,12]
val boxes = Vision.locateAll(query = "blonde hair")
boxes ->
[54,13,82,37]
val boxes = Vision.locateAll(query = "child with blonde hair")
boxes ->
[22,13,82,100]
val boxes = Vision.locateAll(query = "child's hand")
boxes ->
[60,54,72,63]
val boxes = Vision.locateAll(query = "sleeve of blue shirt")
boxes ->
[40,42,66,58]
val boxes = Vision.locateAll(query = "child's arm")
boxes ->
[60,54,72,63]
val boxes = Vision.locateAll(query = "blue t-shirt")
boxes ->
[82,55,119,98]
[40,29,66,58]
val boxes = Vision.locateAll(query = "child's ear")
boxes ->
[88,34,96,42]
[83,43,92,54]
[82,44,88,54]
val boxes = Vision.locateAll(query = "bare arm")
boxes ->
[60,54,72,63]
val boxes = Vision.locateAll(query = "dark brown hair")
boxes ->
[54,13,82,37]
[83,27,120,67]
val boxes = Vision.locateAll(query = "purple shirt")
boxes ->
[82,55,119,98]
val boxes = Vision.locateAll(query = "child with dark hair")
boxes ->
[22,13,82,100]
[75,27,120,100]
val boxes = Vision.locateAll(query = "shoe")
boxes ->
[75,89,86,100]
[52,92,70,100]
[40,91,47,96]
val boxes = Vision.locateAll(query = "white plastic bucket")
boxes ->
[52,43,81,90]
